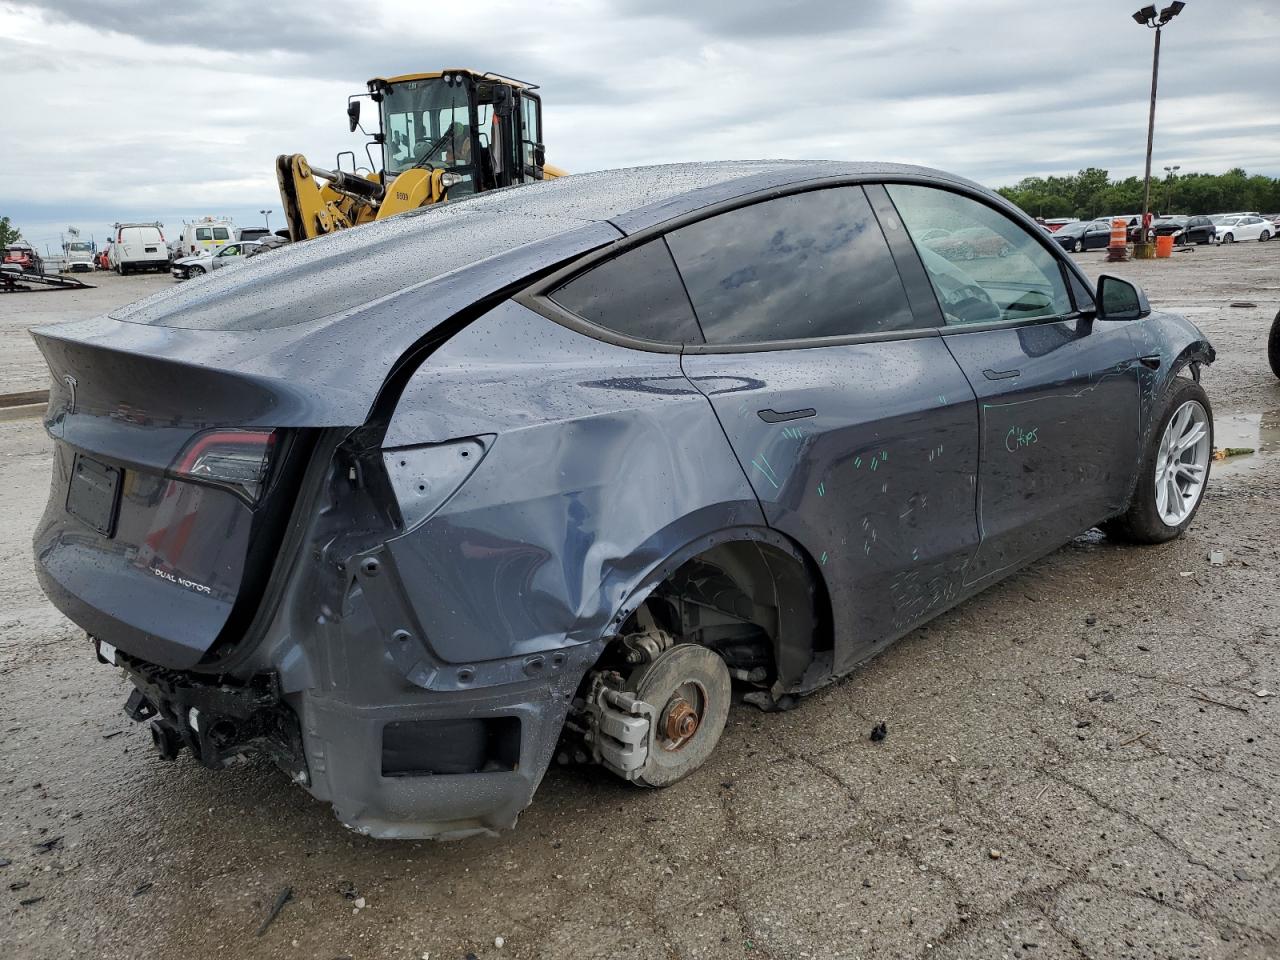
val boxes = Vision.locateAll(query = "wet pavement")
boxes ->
[1,241,1278,959]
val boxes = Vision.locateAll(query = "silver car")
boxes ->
[171,241,261,280]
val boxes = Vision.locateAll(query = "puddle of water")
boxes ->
[1213,410,1280,476]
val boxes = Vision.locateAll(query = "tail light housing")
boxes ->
[170,429,276,504]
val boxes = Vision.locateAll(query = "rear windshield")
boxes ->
[112,200,594,331]
[196,228,212,240]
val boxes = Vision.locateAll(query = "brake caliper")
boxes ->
[582,671,656,781]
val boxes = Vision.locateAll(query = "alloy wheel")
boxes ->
[1155,399,1210,526]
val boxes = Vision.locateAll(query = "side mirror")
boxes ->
[347,100,361,133]
[533,143,546,168]
[1097,275,1151,321]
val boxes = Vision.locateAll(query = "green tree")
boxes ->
[0,216,21,248]
[995,169,1280,218]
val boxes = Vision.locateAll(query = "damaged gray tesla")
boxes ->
[32,161,1216,839]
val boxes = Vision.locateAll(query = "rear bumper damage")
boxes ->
[111,647,307,781]
[109,624,600,840]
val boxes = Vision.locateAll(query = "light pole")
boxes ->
[1132,2,1186,252]
[260,209,272,232]
[1162,164,1181,212]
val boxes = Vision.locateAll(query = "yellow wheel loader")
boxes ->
[276,69,566,241]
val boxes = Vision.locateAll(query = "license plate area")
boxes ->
[67,453,122,536]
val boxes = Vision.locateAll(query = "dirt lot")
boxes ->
[2,244,1278,960]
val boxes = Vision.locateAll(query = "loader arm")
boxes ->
[276,154,378,241]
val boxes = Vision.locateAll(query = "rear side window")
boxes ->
[213,227,230,241]
[887,184,1072,326]
[196,227,212,241]
[550,239,703,344]
[665,186,917,344]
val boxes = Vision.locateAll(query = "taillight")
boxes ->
[170,429,276,503]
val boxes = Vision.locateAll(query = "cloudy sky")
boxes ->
[2,0,1277,251]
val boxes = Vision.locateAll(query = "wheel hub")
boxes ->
[661,696,700,749]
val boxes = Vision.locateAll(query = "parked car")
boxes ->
[236,227,273,243]
[30,161,1217,840]
[1050,219,1112,252]
[2,242,43,273]
[170,241,261,279]
[1155,214,1216,245]
[108,222,168,274]
[1214,215,1273,243]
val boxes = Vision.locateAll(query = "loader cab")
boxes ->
[369,70,546,198]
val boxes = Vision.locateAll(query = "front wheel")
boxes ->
[1073,239,1083,253]
[188,265,206,276]
[1105,378,1212,544]
[1223,233,1234,244]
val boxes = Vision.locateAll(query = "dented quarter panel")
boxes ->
[377,300,766,668]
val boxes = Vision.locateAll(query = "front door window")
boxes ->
[887,184,1072,325]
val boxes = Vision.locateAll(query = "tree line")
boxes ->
[997,167,1280,220]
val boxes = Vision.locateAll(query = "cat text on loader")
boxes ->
[276,69,566,241]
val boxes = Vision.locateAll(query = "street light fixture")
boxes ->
[260,209,273,231]
[1133,1,1187,252]
[1162,164,1181,212]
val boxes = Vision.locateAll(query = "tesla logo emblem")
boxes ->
[63,374,78,414]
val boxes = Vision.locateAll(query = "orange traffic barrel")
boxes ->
[1106,218,1131,262]
[1155,234,1174,257]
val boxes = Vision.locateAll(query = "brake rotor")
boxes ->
[623,643,731,788]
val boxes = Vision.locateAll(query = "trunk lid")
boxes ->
[33,333,313,669]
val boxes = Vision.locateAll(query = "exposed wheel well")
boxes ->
[611,537,833,698]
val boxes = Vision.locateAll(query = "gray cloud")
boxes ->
[614,0,898,38]
[0,0,1276,236]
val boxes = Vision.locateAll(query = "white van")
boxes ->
[180,218,235,258]
[108,223,168,274]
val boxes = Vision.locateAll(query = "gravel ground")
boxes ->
[1,242,1277,960]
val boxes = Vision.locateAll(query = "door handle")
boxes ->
[982,368,1020,381]
[757,407,816,423]
[1138,354,1162,370]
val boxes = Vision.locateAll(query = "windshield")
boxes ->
[68,241,92,252]
[382,78,481,195]
[1212,216,1238,225]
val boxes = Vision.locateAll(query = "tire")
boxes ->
[1223,233,1234,244]
[1268,311,1280,380]
[1260,231,1271,242]
[623,644,730,788]
[1073,239,1083,253]
[188,265,206,276]
[1104,378,1213,544]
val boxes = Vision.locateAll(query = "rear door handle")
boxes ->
[982,368,1020,381]
[758,407,816,423]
